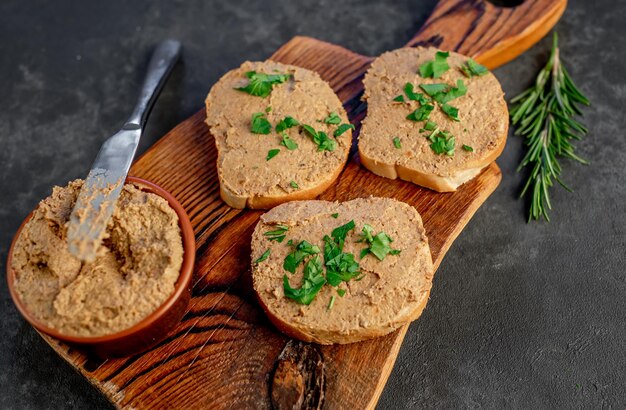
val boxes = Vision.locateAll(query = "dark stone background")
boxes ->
[1,0,623,408]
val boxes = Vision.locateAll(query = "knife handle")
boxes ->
[125,39,182,129]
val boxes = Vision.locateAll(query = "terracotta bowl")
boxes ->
[6,176,195,358]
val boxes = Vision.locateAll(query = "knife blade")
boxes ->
[67,39,181,262]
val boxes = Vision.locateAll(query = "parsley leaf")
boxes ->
[316,131,336,151]
[420,80,467,106]
[264,225,288,243]
[283,256,326,305]
[235,71,291,97]
[275,116,300,133]
[435,79,467,104]
[393,95,405,102]
[334,123,355,137]
[302,124,336,151]
[358,224,401,261]
[440,104,460,121]
[280,133,298,150]
[419,51,450,79]
[324,235,361,286]
[403,83,430,103]
[290,180,299,189]
[322,220,361,286]
[424,121,437,131]
[407,103,434,121]
[420,83,449,97]
[254,249,270,264]
[251,112,271,134]
[324,112,342,124]
[461,58,489,77]
[327,295,336,310]
[331,220,356,249]
[430,133,455,156]
[393,137,402,149]
[266,149,280,160]
[337,288,346,297]
[462,144,474,152]
[331,213,339,218]
[283,240,320,273]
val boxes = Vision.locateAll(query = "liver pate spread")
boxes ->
[11,180,183,337]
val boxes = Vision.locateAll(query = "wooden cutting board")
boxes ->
[41,0,565,408]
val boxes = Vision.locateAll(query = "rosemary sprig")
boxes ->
[510,33,590,222]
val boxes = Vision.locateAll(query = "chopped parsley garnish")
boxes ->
[331,213,339,218]
[393,137,402,149]
[358,224,401,261]
[251,112,271,134]
[324,236,361,286]
[440,104,460,121]
[264,225,288,243]
[420,79,467,104]
[280,133,298,150]
[435,79,467,104]
[330,220,355,249]
[254,249,270,264]
[283,256,326,305]
[423,121,437,131]
[327,295,336,310]
[461,58,489,78]
[395,83,430,104]
[337,288,346,297]
[406,104,434,122]
[290,180,299,189]
[324,112,342,124]
[275,116,300,133]
[302,124,336,151]
[419,83,449,97]
[462,144,474,152]
[323,220,360,286]
[418,80,466,120]
[419,51,450,79]
[235,71,291,98]
[283,240,321,273]
[266,148,280,160]
[265,106,272,113]
[430,132,456,156]
[334,123,355,137]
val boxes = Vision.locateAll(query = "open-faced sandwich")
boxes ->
[205,61,353,209]
[359,47,508,192]
[251,197,433,344]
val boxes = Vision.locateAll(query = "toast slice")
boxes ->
[359,47,508,192]
[205,61,352,209]
[251,197,434,345]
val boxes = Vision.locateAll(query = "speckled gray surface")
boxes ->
[1,0,624,408]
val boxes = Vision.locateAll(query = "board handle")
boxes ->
[406,0,567,69]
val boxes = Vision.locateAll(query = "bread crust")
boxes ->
[256,287,431,345]
[360,123,507,192]
[220,159,346,209]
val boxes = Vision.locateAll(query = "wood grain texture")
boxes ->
[39,1,564,408]
[407,0,567,68]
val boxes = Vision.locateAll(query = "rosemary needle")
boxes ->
[510,33,590,222]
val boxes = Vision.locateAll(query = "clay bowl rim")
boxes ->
[6,176,195,345]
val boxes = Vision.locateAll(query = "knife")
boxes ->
[67,39,182,262]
